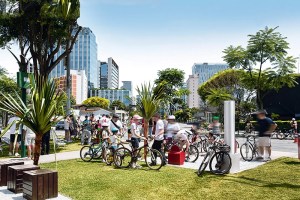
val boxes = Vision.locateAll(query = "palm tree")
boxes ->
[136,83,166,154]
[0,75,64,165]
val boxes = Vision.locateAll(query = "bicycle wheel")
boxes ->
[80,146,93,162]
[209,152,231,175]
[114,147,132,168]
[186,145,199,162]
[105,152,114,165]
[202,140,208,152]
[145,149,163,170]
[197,153,209,176]
[240,142,254,161]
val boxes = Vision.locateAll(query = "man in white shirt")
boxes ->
[110,114,123,135]
[130,114,145,168]
[7,116,21,157]
[100,114,110,128]
[152,113,166,165]
[24,126,35,159]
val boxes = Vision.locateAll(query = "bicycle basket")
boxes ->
[218,144,230,153]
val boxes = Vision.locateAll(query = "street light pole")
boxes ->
[65,55,71,115]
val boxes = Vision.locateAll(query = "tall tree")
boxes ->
[0,0,82,79]
[223,27,297,109]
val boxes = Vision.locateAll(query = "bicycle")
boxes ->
[240,135,259,161]
[80,142,103,162]
[277,129,296,140]
[113,138,164,170]
[197,140,232,176]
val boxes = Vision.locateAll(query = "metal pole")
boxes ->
[66,55,71,115]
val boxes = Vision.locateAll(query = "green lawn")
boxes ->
[41,157,300,200]
[0,139,82,159]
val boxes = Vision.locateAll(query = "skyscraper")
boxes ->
[122,81,132,92]
[99,57,119,89]
[187,75,200,108]
[50,27,98,89]
[192,63,228,85]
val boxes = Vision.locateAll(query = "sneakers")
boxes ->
[135,163,142,169]
[15,153,20,157]
[8,152,13,156]
[263,157,271,162]
[254,156,263,161]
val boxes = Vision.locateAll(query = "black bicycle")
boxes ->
[240,135,258,161]
[114,138,164,170]
[197,138,232,176]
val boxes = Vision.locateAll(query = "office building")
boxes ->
[99,57,119,89]
[55,70,88,104]
[90,89,132,106]
[187,74,200,108]
[50,27,98,89]
[192,63,228,85]
[122,81,132,92]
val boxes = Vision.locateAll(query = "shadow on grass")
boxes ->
[284,161,300,165]
[224,175,300,189]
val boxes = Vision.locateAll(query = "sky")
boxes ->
[1,0,300,91]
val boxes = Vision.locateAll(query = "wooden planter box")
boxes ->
[0,160,24,186]
[23,169,58,200]
[7,164,40,193]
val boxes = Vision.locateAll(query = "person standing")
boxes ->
[64,116,71,142]
[290,118,297,134]
[110,114,123,136]
[209,116,221,135]
[81,116,92,145]
[24,126,35,159]
[130,114,145,168]
[7,116,21,157]
[165,115,180,141]
[152,113,166,165]
[256,110,277,161]
[41,130,50,155]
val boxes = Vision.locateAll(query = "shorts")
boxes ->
[10,134,21,143]
[102,141,108,149]
[131,137,140,149]
[25,135,35,146]
[258,137,271,147]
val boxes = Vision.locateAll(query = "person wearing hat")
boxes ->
[165,115,180,142]
[290,118,297,134]
[110,114,123,136]
[256,110,277,161]
[130,114,145,168]
[81,115,92,145]
[152,113,166,165]
[101,122,112,162]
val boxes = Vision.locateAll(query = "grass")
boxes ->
[0,139,82,159]
[40,157,300,200]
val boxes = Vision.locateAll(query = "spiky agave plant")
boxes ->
[0,75,64,165]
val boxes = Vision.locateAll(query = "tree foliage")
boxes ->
[0,0,82,78]
[83,97,110,109]
[223,27,297,109]
[110,100,127,111]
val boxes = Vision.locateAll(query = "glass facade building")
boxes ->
[99,61,108,88]
[90,89,132,106]
[122,81,132,92]
[99,57,119,89]
[50,27,98,89]
[192,63,228,85]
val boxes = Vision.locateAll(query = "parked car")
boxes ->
[55,121,65,130]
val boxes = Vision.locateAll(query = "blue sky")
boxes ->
[2,0,300,89]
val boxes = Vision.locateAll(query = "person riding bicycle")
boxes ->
[174,130,190,160]
[101,122,112,162]
[81,116,92,145]
[165,115,180,143]
[290,118,298,134]
[130,114,146,168]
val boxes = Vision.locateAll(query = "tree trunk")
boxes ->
[33,133,43,165]
[256,89,263,109]
[144,120,149,159]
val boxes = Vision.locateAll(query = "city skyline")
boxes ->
[1,0,300,92]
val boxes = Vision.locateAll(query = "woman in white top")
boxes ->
[165,115,180,141]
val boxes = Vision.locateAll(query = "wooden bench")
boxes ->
[0,160,24,186]
[23,169,58,200]
[7,164,40,193]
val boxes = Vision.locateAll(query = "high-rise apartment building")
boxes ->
[192,63,228,85]
[90,89,132,106]
[55,70,88,104]
[50,27,98,89]
[122,81,132,92]
[187,75,200,108]
[99,57,119,89]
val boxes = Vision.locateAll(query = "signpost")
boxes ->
[17,71,29,158]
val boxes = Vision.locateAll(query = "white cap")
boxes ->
[133,114,142,120]
[292,118,295,120]
[167,115,176,120]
